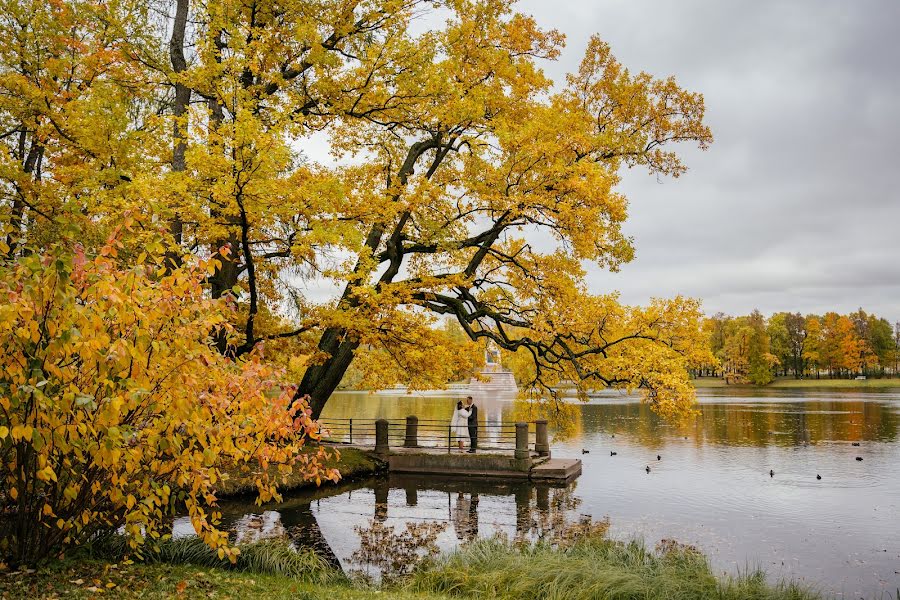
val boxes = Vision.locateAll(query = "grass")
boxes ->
[90,536,340,585]
[406,536,824,600]
[692,376,900,390]
[217,445,384,497]
[0,560,440,599]
[0,533,830,600]
[0,537,442,600]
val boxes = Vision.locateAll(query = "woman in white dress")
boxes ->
[450,400,471,450]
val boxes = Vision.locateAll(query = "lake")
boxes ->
[203,388,900,598]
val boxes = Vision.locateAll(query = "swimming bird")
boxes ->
[851,442,860,447]
[816,474,822,480]
[582,449,590,454]
[645,466,651,474]
[769,469,774,477]
[657,455,661,461]
[855,456,863,461]
[610,451,617,456]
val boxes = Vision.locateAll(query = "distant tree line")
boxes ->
[696,309,900,384]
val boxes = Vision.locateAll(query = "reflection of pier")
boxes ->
[319,416,581,483]
[213,473,582,577]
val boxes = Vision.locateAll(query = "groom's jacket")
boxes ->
[467,404,478,427]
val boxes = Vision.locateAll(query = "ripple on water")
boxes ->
[198,390,900,598]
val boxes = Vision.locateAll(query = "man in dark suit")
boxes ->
[465,396,478,453]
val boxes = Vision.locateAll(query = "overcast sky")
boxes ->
[304,1,900,322]
[515,0,900,321]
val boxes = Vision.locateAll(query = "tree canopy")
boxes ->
[1,0,713,419]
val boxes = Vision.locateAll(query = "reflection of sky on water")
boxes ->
[206,390,900,598]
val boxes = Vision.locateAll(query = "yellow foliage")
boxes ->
[1,0,714,423]
[0,231,337,564]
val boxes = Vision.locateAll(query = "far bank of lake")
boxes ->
[692,376,900,389]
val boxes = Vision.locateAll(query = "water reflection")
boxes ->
[209,474,589,580]
[205,390,900,597]
[351,520,446,580]
[323,390,900,447]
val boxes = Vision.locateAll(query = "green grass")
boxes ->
[0,560,440,599]
[218,445,383,497]
[407,536,824,600]
[692,377,900,390]
[0,530,830,600]
[90,536,340,585]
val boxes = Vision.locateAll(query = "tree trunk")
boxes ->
[296,329,360,418]
[165,0,190,268]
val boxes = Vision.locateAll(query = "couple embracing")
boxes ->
[451,396,478,453]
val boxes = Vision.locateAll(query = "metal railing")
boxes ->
[317,416,550,456]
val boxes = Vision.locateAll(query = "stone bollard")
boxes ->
[534,419,550,457]
[404,415,418,447]
[515,422,529,459]
[375,419,389,457]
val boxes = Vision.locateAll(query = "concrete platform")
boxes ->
[346,445,581,482]
[529,458,582,482]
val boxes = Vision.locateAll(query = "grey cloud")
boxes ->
[515,0,900,320]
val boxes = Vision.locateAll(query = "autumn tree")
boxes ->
[803,315,823,378]
[857,311,893,376]
[718,311,776,385]
[698,313,727,377]
[746,310,776,385]
[0,227,336,564]
[767,313,790,377]
[1,0,714,419]
[721,317,751,384]
[767,312,806,378]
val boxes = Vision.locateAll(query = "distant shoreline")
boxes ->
[692,377,900,390]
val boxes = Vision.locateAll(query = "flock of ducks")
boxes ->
[582,437,867,481]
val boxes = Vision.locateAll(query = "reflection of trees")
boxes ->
[513,483,584,543]
[350,521,447,580]
[320,390,899,449]
[574,398,899,448]
[280,503,342,570]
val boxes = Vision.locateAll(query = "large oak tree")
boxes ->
[1,0,713,419]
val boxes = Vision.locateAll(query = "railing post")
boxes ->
[448,424,452,453]
[404,415,418,448]
[375,419,389,457]
[534,419,550,457]
[349,418,353,444]
[514,422,529,459]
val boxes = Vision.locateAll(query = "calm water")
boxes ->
[196,388,900,598]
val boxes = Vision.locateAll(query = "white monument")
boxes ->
[469,340,518,395]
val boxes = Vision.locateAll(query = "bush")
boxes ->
[0,232,337,565]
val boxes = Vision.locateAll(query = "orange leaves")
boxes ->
[0,241,333,564]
